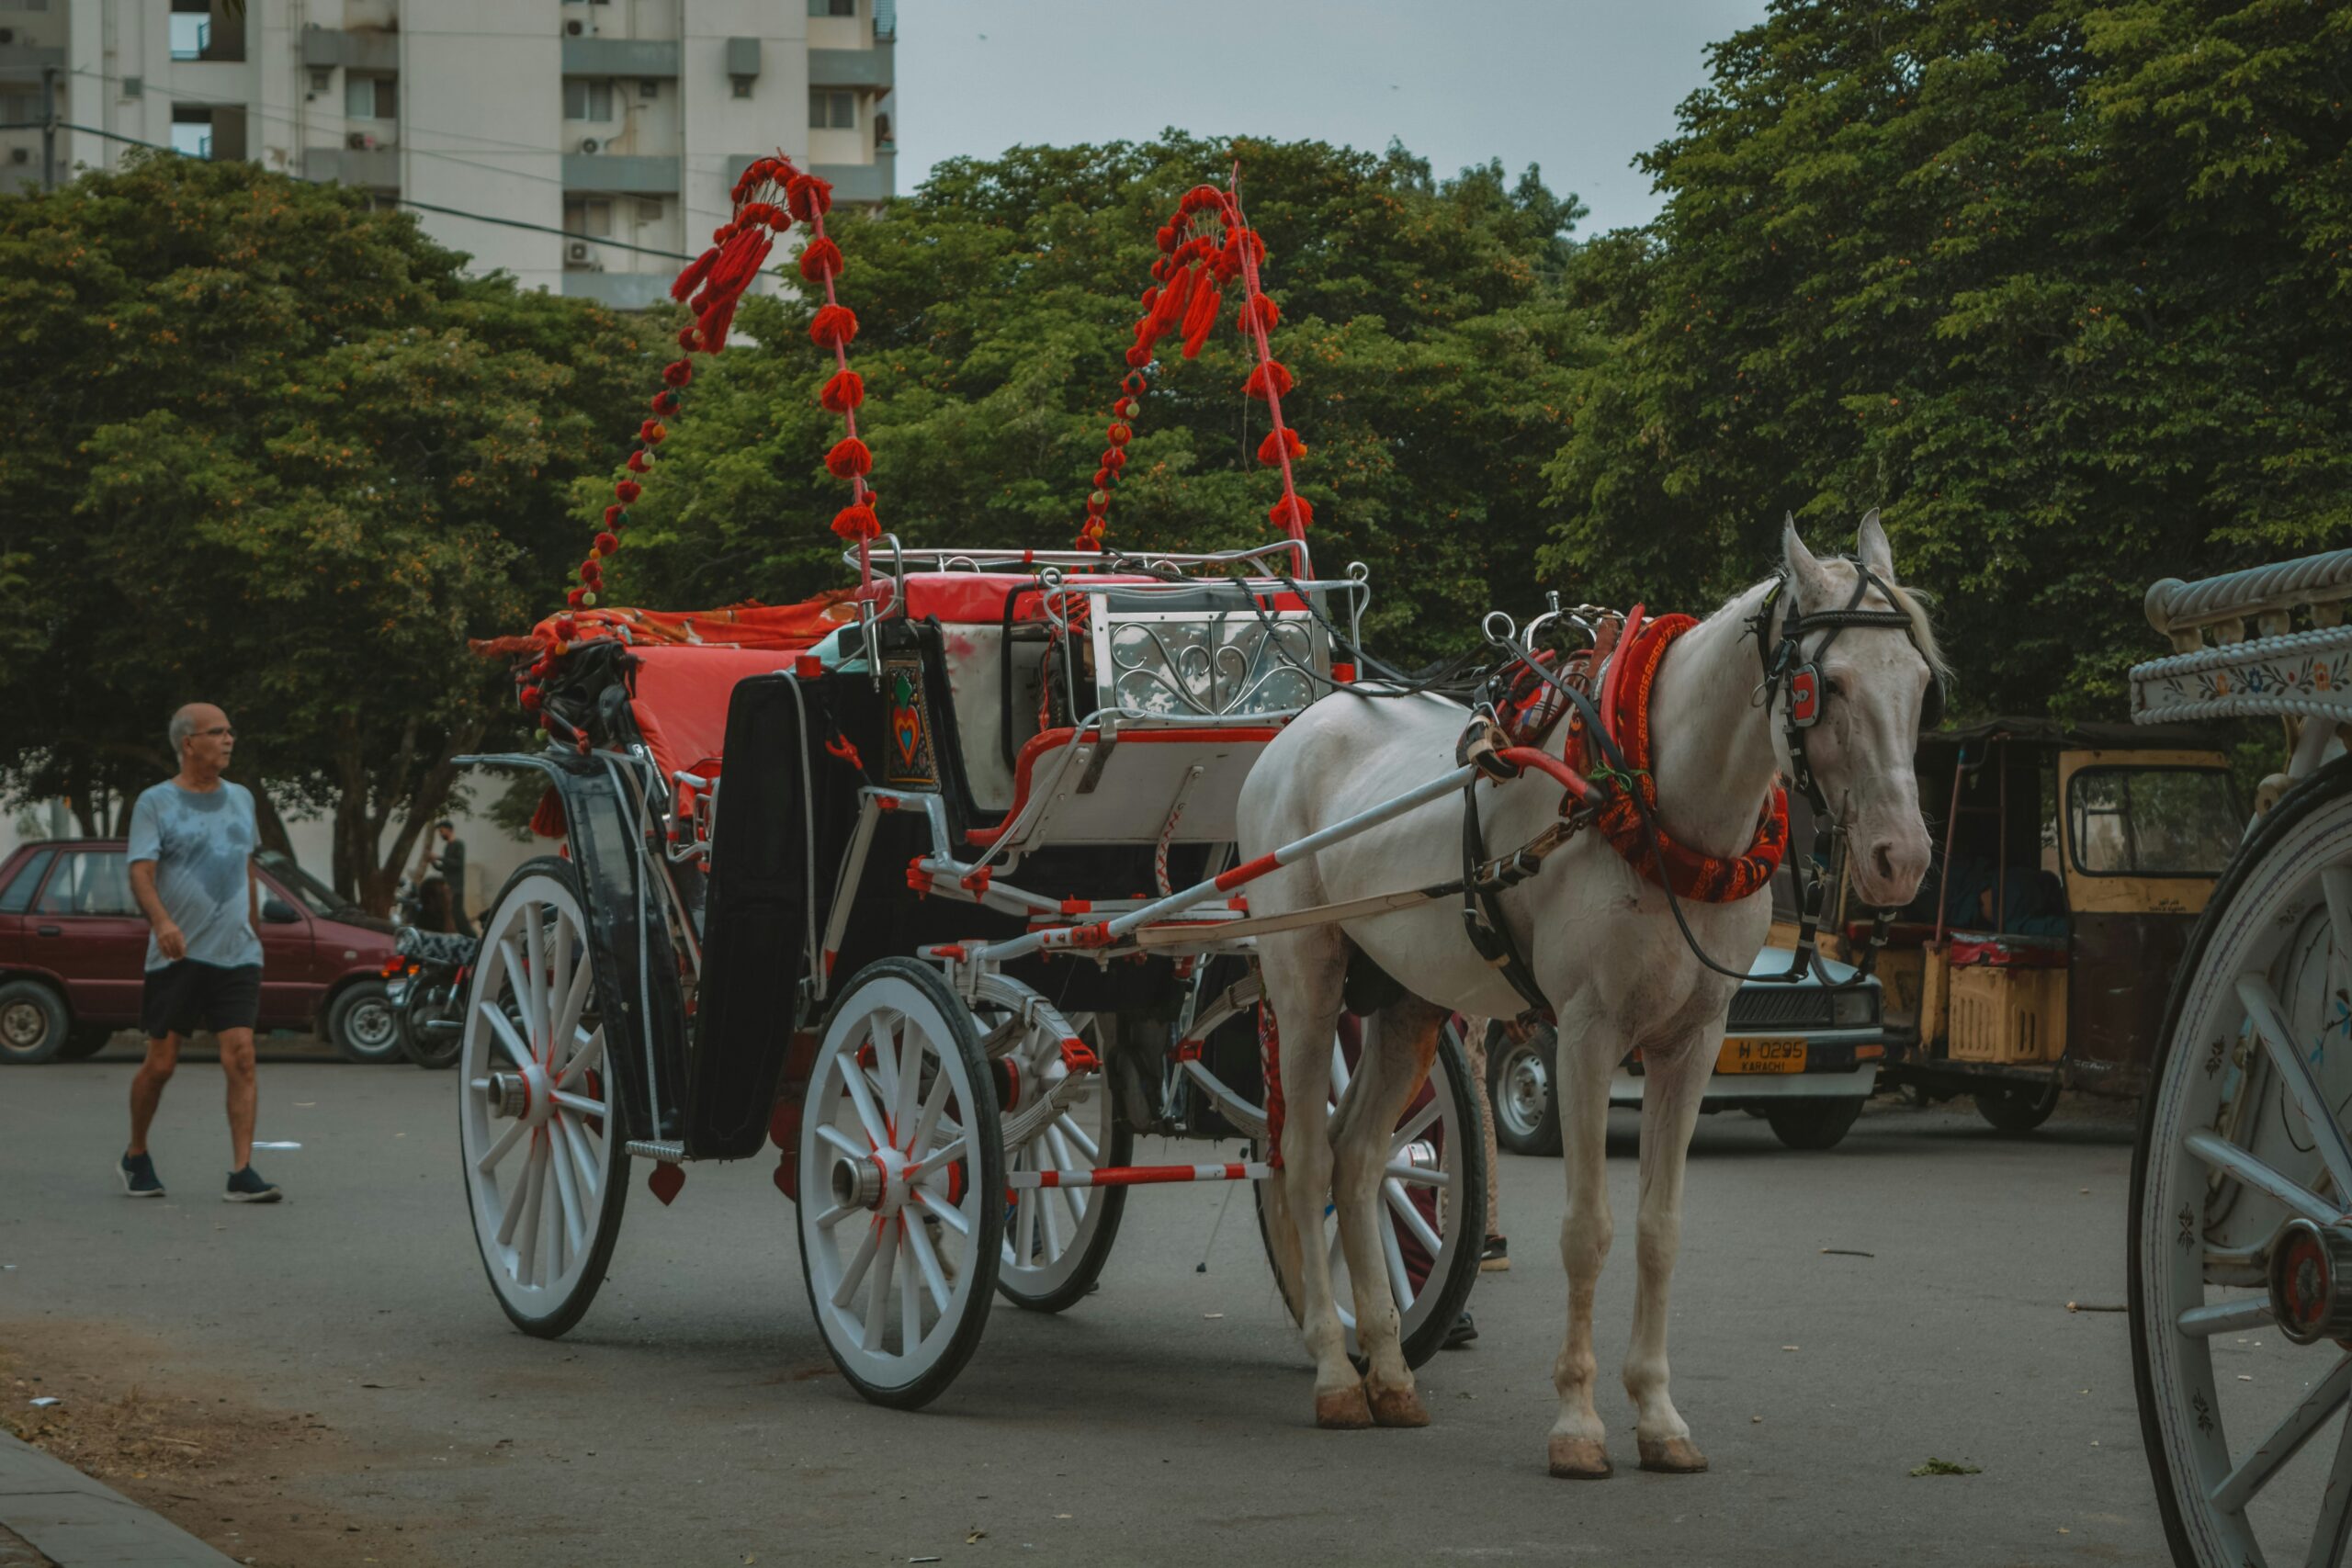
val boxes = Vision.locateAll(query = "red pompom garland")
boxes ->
[825,436,873,479]
[1075,173,1308,550]
[820,369,865,412]
[808,304,859,351]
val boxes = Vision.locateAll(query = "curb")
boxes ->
[0,1429,235,1567]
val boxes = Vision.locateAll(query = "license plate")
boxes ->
[1717,1037,1807,1074]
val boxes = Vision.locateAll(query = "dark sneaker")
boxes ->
[1481,1234,1510,1272]
[222,1166,282,1204]
[1443,1311,1478,1349]
[119,1150,164,1199]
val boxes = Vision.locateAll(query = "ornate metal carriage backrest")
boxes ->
[1085,583,1327,726]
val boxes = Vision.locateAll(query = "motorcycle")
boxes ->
[387,925,477,1070]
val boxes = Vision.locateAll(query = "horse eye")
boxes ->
[1822,674,1847,699]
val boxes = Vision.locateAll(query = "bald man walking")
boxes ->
[119,703,282,1203]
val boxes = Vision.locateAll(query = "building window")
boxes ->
[345,74,396,120]
[808,0,855,14]
[809,89,854,130]
[562,197,614,238]
[168,11,209,61]
[562,78,614,121]
[169,106,212,159]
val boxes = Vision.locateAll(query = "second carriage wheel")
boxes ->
[458,856,629,1340]
[2132,760,2352,1568]
[981,998,1133,1314]
[1256,1017,1489,1369]
[797,959,1006,1410]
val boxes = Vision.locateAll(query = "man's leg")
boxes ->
[217,1027,257,1172]
[128,1034,183,1156]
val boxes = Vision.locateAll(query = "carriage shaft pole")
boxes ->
[968,763,1481,964]
[1006,1161,1272,1190]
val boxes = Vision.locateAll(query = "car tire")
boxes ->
[0,982,68,1065]
[1974,1079,2060,1134]
[1485,1021,1563,1156]
[59,1024,117,1062]
[1763,1095,1864,1151]
[326,980,402,1064]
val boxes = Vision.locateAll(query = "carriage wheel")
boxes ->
[797,958,1005,1410]
[2132,761,2352,1567]
[458,856,628,1340]
[980,998,1132,1314]
[1255,1017,1488,1369]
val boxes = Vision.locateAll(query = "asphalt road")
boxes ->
[0,1045,2165,1567]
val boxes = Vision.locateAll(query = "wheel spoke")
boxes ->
[913,1188,969,1236]
[862,1219,900,1352]
[2180,1297,2276,1337]
[548,917,575,1065]
[891,1016,925,1141]
[2188,1130,2339,1225]
[910,1067,953,1158]
[831,1218,883,1309]
[475,1116,526,1176]
[1054,1112,1101,1164]
[558,1027,604,1090]
[1380,1208,1412,1308]
[555,1110,600,1204]
[1384,1178,1444,1258]
[909,1134,967,1182]
[835,1032,891,1148]
[516,913,548,1055]
[550,1089,606,1120]
[2212,1356,2352,1513]
[1046,1125,1090,1224]
[1038,1177,1065,1261]
[904,1205,953,1306]
[514,1139,549,1287]
[2307,1410,2352,1568]
[481,999,533,1071]
[870,1020,904,1128]
[494,1139,532,1245]
[546,1117,587,1258]
[811,1201,854,1231]
[899,1231,922,1350]
[1391,1098,1442,1153]
[815,1121,868,1163]
[2239,975,2352,1201]
[1014,1189,1037,1268]
[551,961,593,1075]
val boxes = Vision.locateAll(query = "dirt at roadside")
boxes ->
[1,1320,445,1568]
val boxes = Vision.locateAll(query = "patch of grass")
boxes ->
[1909,1457,1982,1477]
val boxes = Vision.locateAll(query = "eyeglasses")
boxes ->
[197,727,236,739]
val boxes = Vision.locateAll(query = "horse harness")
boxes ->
[1454,560,1942,1016]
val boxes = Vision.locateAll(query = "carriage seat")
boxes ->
[624,646,801,788]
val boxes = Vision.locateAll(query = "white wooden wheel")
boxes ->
[1258,1017,1488,1369]
[974,981,1131,1313]
[2133,764,2352,1567]
[796,959,1004,1409]
[458,857,627,1340]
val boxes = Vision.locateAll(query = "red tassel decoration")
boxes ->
[1106,423,1132,448]
[1125,344,1152,367]
[670,247,720,302]
[1152,267,1193,337]
[662,359,695,389]
[1237,294,1280,333]
[1257,428,1306,465]
[798,236,844,283]
[615,479,642,504]
[820,369,865,412]
[1268,494,1315,531]
[786,174,833,221]
[677,326,699,350]
[809,304,859,350]
[1182,286,1221,360]
[594,531,620,556]
[626,449,652,474]
[519,685,543,715]
[554,616,579,640]
[566,588,585,608]
[650,389,680,415]
[604,503,625,526]
[639,420,667,445]
[698,298,741,353]
[1243,360,1294,400]
[831,502,880,541]
[579,560,602,584]
[825,436,873,479]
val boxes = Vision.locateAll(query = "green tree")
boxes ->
[608,134,1592,664]
[1544,0,2352,719]
[0,153,650,908]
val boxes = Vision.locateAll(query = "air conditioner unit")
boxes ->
[578,137,600,154]
[639,80,659,100]
[0,29,16,45]
[345,130,378,152]
[564,239,595,266]
[8,148,27,165]
[563,18,583,36]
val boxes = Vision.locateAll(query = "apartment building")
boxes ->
[0,0,898,305]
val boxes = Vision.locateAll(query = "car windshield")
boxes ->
[2068,766,2242,877]
[257,850,348,918]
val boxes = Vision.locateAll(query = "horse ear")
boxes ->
[1782,514,1834,604]
[1857,508,1894,579]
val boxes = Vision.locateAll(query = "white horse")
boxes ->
[1239,515,1938,1474]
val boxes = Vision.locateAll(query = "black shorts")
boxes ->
[141,961,263,1040]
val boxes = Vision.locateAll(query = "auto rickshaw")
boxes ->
[1776,718,2242,1131]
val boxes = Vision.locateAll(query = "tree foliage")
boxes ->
[1544,0,2352,718]
[609,133,1590,663]
[0,154,650,907]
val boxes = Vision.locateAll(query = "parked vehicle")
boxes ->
[1485,945,1887,1156]
[1780,717,2238,1131]
[0,839,401,1064]
[387,926,476,1069]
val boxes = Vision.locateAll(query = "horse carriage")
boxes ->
[456,153,1947,1465]
[2122,547,2352,1567]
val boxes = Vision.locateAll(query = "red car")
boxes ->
[0,840,401,1064]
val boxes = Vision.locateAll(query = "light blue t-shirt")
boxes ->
[126,781,264,972]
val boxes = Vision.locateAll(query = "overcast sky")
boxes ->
[893,0,1773,238]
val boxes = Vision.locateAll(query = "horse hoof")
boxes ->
[1547,1436,1613,1479]
[1314,1384,1374,1430]
[1636,1435,1710,1473]
[1369,1386,1430,1428]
